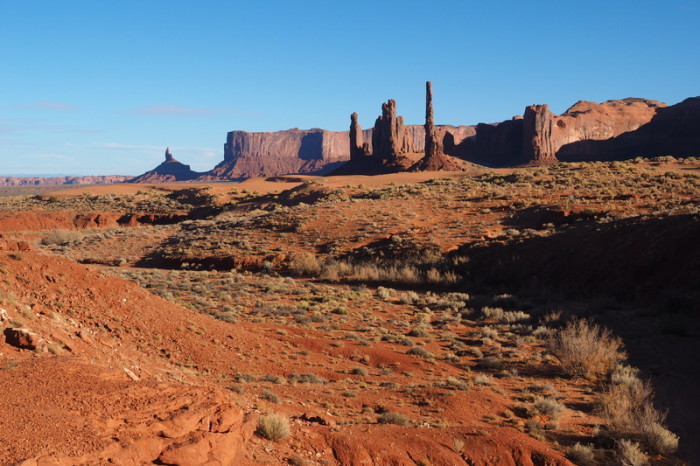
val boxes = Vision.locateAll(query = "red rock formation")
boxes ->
[424,81,438,158]
[411,81,464,172]
[131,148,201,183]
[350,113,370,160]
[164,146,175,162]
[522,104,557,164]
[372,99,409,159]
[554,98,664,149]
[553,98,680,161]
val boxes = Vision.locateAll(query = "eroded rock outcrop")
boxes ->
[350,113,370,160]
[130,148,201,183]
[412,81,464,171]
[556,97,699,160]
[333,99,420,175]
[424,81,438,158]
[372,99,408,160]
[522,104,556,164]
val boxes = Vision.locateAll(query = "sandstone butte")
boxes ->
[6,86,696,187]
[130,91,699,181]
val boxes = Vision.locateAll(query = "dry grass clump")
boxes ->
[545,318,624,379]
[597,366,679,456]
[533,396,565,418]
[377,411,410,426]
[257,413,290,441]
[481,306,530,323]
[289,253,321,275]
[406,346,432,359]
[617,439,649,465]
[565,442,595,464]
[40,229,85,246]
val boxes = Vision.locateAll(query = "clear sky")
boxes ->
[1,0,698,175]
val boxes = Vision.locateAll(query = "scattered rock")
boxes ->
[3,328,46,352]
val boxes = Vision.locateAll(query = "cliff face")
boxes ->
[129,94,697,181]
[211,123,464,178]
[556,97,700,161]
[522,104,556,164]
[449,98,668,166]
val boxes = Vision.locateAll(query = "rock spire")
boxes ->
[349,113,369,159]
[424,81,439,158]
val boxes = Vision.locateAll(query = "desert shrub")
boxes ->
[566,442,595,464]
[545,318,624,379]
[261,390,280,403]
[351,367,368,376]
[533,396,565,417]
[260,374,286,385]
[290,373,326,384]
[640,422,679,455]
[477,356,503,370]
[289,253,321,275]
[526,420,546,441]
[481,306,504,320]
[407,347,432,358]
[445,376,469,391]
[597,378,679,455]
[597,379,656,432]
[257,413,290,441]
[473,374,495,386]
[399,291,420,304]
[407,326,430,338]
[480,326,499,339]
[377,411,410,426]
[377,286,396,301]
[610,364,640,386]
[40,229,84,246]
[617,439,649,466]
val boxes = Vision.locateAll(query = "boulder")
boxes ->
[4,328,46,351]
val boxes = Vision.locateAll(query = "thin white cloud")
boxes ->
[29,153,73,161]
[0,118,97,134]
[130,105,263,117]
[0,100,82,111]
[33,100,82,111]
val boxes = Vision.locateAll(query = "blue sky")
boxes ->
[1,1,698,175]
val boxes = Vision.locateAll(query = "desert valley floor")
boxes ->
[0,157,698,465]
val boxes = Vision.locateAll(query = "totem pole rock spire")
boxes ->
[424,81,438,158]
